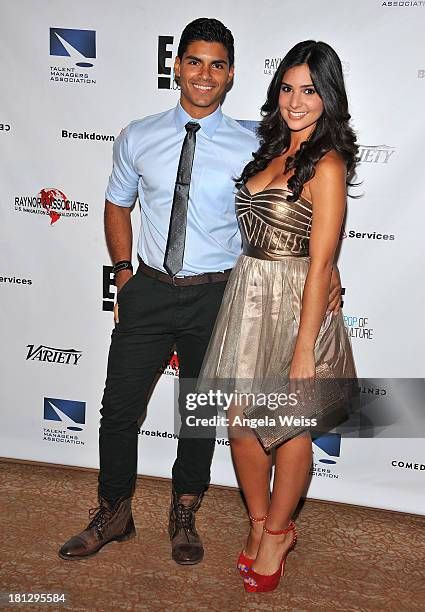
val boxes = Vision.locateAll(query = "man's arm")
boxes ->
[104,200,133,321]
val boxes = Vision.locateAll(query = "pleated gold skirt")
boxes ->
[198,254,357,395]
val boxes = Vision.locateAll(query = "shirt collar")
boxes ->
[174,101,223,139]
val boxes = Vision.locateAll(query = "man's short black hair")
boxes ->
[177,18,234,67]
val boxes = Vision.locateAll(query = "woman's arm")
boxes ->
[290,153,346,379]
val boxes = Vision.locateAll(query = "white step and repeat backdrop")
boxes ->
[1,0,424,514]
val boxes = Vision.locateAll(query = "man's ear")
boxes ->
[228,64,235,84]
[174,56,181,80]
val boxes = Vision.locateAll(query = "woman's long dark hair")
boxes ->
[236,41,358,201]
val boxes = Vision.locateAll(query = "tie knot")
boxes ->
[185,121,201,133]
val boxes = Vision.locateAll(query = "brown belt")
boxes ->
[139,261,232,286]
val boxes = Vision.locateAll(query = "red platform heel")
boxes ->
[243,520,297,592]
[237,514,267,577]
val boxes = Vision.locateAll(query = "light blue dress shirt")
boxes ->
[105,102,258,275]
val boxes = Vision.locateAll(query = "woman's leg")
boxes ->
[252,431,312,575]
[229,406,272,558]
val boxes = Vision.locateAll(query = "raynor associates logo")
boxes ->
[50,28,96,85]
[14,188,89,225]
[160,350,180,377]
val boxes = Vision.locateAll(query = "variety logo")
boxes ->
[103,265,115,311]
[311,433,342,479]
[50,28,96,85]
[157,35,180,90]
[1,123,11,132]
[344,314,374,340]
[61,129,114,142]
[14,188,89,224]
[161,350,180,377]
[358,144,395,164]
[0,275,32,286]
[26,344,82,365]
[43,397,86,445]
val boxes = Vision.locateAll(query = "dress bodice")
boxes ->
[236,185,312,259]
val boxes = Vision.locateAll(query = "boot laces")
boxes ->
[88,501,114,532]
[175,502,197,542]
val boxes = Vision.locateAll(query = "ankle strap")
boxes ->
[249,514,267,523]
[263,520,296,535]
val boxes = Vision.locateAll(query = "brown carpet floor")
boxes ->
[0,460,424,611]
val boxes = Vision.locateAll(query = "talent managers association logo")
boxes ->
[50,28,96,66]
[311,433,342,479]
[50,28,96,85]
[43,397,86,445]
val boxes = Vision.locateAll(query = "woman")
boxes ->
[197,40,357,592]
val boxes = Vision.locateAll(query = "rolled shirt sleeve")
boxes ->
[105,123,139,207]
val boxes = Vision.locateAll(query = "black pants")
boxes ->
[98,266,227,503]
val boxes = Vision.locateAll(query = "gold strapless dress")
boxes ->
[198,186,357,397]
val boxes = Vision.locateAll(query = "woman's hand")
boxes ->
[289,346,315,380]
[289,347,316,399]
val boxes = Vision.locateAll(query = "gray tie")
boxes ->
[163,121,201,277]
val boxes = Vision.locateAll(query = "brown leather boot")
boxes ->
[168,489,204,565]
[58,496,135,560]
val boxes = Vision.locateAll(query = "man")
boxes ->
[59,18,341,565]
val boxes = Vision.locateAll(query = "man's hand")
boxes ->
[327,265,342,314]
[114,269,133,324]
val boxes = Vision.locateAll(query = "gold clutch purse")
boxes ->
[242,362,346,451]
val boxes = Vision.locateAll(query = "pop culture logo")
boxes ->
[50,28,96,67]
[43,397,86,431]
[344,314,374,340]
